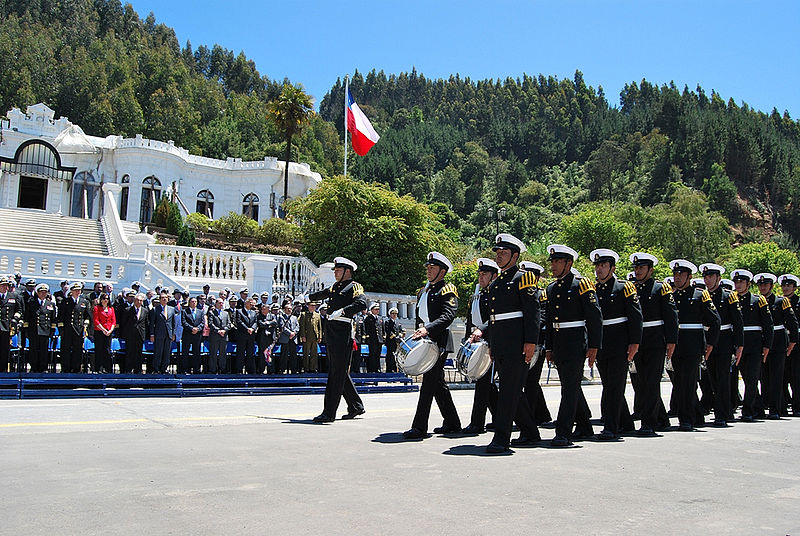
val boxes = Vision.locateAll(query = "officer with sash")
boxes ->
[630,253,678,435]
[309,257,367,423]
[700,263,744,426]
[591,248,643,440]
[460,257,499,435]
[669,259,720,431]
[484,235,541,453]
[520,261,552,426]
[545,244,603,447]
[754,273,798,419]
[403,252,462,439]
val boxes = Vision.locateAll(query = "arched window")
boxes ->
[139,176,161,223]
[70,171,99,218]
[196,189,214,218]
[119,175,130,220]
[0,140,75,210]
[242,193,259,221]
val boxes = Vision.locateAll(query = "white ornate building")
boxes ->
[0,103,322,222]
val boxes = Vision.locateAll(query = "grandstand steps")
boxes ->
[0,208,109,256]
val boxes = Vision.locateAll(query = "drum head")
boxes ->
[465,342,491,381]
[403,338,439,375]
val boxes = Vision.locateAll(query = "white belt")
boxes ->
[705,324,732,331]
[774,324,785,331]
[553,320,586,329]
[329,317,353,324]
[602,316,628,326]
[642,320,664,328]
[679,323,704,330]
[743,326,762,332]
[490,311,523,322]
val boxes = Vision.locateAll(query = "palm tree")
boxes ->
[268,84,313,217]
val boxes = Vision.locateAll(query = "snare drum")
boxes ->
[397,336,439,375]
[456,340,492,381]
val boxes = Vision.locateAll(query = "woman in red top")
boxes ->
[93,293,116,373]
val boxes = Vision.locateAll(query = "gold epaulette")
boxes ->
[519,272,538,290]
[701,289,712,303]
[758,295,768,308]
[440,283,458,297]
[782,297,792,311]
[661,281,673,295]
[578,278,596,295]
[728,291,739,305]
[623,281,637,298]
[540,289,548,302]
[352,282,364,297]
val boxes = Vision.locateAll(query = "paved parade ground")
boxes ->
[2,383,800,535]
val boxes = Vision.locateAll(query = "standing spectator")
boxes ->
[53,280,69,308]
[277,302,300,373]
[384,307,404,373]
[88,282,103,304]
[123,293,148,374]
[58,282,90,373]
[299,300,323,372]
[93,293,116,374]
[318,304,329,373]
[363,303,384,373]
[149,291,176,374]
[27,283,56,373]
[236,298,258,374]
[207,297,232,374]
[0,275,24,372]
[257,303,279,373]
[181,296,204,374]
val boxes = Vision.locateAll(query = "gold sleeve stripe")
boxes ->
[701,290,712,303]
[782,298,792,311]
[441,283,458,297]
[758,295,768,308]
[661,281,673,295]
[519,272,537,290]
[578,278,596,295]
[728,291,739,304]
[352,282,364,297]
[540,289,548,302]
[623,281,636,298]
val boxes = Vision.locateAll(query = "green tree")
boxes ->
[257,218,302,247]
[702,162,739,221]
[166,202,183,235]
[561,203,635,256]
[445,261,478,318]
[290,175,456,294]
[177,225,196,247]
[268,83,313,212]
[212,211,259,242]
[185,212,211,232]
[722,242,800,279]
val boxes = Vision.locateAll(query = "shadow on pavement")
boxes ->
[442,444,514,457]
[372,432,429,443]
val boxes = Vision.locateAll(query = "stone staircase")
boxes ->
[0,208,109,255]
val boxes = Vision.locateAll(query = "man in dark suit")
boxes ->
[149,291,176,374]
[207,297,232,374]
[277,302,300,373]
[363,303,384,372]
[181,296,204,374]
[52,280,69,308]
[58,282,91,373]
[235,297,258,374]
[123,292,148,374]
[0,275,24,372]
[384,307,403,373]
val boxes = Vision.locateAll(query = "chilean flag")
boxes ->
[346,89,380,156]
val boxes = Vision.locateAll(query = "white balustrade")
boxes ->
[0,248,127,285]
[148,244,250,283]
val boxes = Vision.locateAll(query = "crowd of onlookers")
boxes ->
[0,273,406,375]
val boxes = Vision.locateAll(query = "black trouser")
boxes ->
[763,338,788,416]
[597,349,634,434]
[367,343,381,372]
[350,345,363,373]
[94,331,112,373]
[469,368,497,428]
[1,332,10,371]
[524,351,552,424]
[739,350,762,418]
[235,334,256,374]
[278,340,298,374]
[29,333,50,372]
[411,351,461,433]
[492,352,538,447]
[551,333,592,440]
[634,342,670,430]
[207,337,226,373]
[790,349,800,413]
[708,336,733,422]
[730,364,742,415]
[181,333,202,374]
[698,368,714,413]
[321,333,363,418]
[385,339,398,373]
[671,351,701,426]
[61,329,83,373]
[125,336,144,373]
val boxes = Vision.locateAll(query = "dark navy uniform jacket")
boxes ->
[765,293,798,350]
[308,280,367,345]
[709,287,744,352]
[739,292,773,352]
[595,276,643,355]
[414,280,458,351]
[544,273,603,352]
[673,286,720,357]
[0,291,23,333]
[29,298,57,337]
[58,295,91,336]
[485,266,540,357]
[636,278,678,351]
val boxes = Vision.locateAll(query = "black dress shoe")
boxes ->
[740,415,755,422]
[402,428,427,439]
[792,412,800,417]
[485,442,510,453]
[433,424,461,434]
[767,413,781,420]
[596,430,619,441]
[460,424,485,435]
[550,436,572,447]
[485,422,495,431]
[637,427,656,437]
[312,414,335,423]
[678,423,693,432]
[571,430,593,441]
[510,435,540,446]
[713,419,727,427]
[655,422,671,432]
[341,408,365,420]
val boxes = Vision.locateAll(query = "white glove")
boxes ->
[328,308,344,320]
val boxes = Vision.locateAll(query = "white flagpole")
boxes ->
[343,76,349,177]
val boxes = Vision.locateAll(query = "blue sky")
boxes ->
[128,0,799,116]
